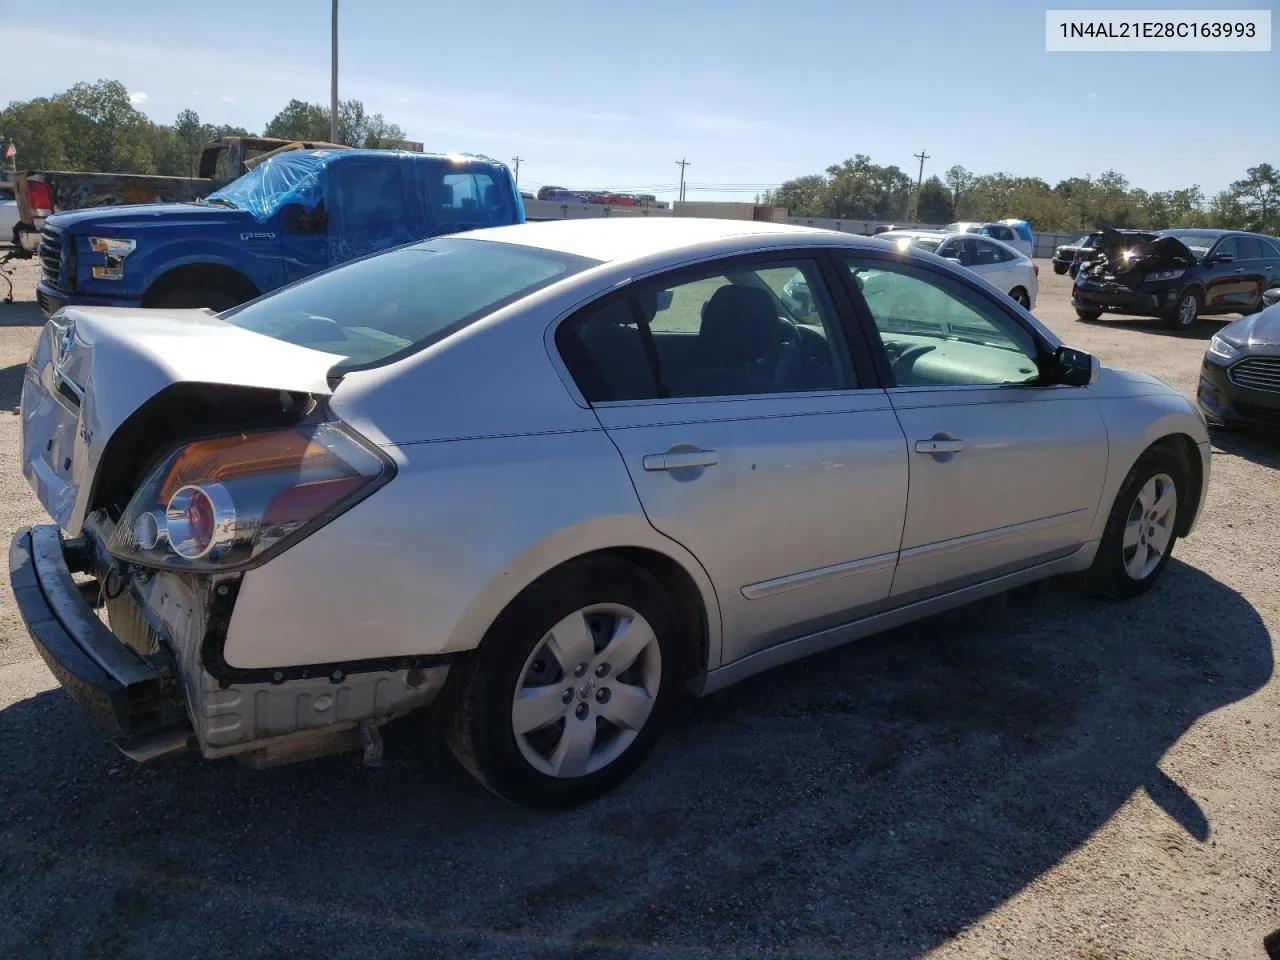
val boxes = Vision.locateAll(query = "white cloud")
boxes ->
[1087,92,1098,98]
[128,91,148,105]
[221,95,236,104]
[396,96,410,104]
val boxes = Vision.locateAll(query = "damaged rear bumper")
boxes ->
[9,525,191,758]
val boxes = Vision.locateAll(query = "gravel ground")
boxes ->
[0,253,1276,960]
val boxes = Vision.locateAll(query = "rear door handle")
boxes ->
[642,449,719,471]
[915,438,964,455]
[1234,267,1245,273]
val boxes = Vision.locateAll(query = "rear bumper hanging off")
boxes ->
[8,525,191,754]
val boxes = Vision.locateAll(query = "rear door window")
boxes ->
[972,239,1007,265]
[1236,236,1264,260]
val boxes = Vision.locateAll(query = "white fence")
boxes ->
[522,200,1081,259]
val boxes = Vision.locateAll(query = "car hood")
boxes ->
[45,202,253,233]
[1079,229,1198,285]
[20,305,342,534]
[1219,303,1280,347]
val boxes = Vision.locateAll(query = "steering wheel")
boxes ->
[888,343,936,382]
[774,315,805,384]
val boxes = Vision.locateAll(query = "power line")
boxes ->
[675,158,691,202]
[511,156,522,185]
[908,148,930,220]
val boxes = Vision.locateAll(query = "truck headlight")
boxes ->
[87,237,136,280]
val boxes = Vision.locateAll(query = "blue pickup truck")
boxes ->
[34,149,524,317]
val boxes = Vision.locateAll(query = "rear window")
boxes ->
[221,238,598,371]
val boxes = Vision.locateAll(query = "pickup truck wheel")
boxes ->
[1168,289,1201,331]
[446,557,680,809]
[1076,308,1101,322]
[150,286,241,312]
[1053,262,1069,275]
[1081,446,1183,600]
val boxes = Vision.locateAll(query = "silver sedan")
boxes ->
[13,218,1211,808]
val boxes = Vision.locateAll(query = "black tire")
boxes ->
[446,556,682,809]
[1053,262,1069,275]
[1069,263,1081,278]
[1076,308,1101,322]
[1082,445,1184,600]
[1167,289,1202,331]
[149,286,241,312]
[1010,287,1030,308]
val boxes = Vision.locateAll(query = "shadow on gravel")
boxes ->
[0,299,46,327]
[1210,425,1280,468]
[1078,313,1231,340]
[0,363,26,411]
[0,561,1270,959]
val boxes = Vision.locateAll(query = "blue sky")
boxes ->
[3,0,1277,201]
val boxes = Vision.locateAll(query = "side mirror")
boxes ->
[1263,287,1280,308]
[944,256,964,267]
[655,290,674,311]
[1210,251,1235,264]
[1053,346,1100,387]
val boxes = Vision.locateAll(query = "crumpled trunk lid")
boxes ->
[1080,229,1198,288]
[20,305,343,535]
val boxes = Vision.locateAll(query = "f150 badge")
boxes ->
[240,232,276,241]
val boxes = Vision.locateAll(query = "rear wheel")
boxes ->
[1076,308,1101,322]
[446,557,682,809]
[1082,446,1183,599]
[1010,287,1031,308]
[149,286,241,312]
[1167,289,1201,331]
[1053,262,1069,275]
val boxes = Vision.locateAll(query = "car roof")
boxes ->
[456,217,862,263]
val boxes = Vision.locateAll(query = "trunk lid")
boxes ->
[21,305,344,534]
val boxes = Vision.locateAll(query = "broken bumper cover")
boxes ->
[9,525,189,749]
[1073,277,1183,317]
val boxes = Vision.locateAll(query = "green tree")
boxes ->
[61,79,154,173]
[1228,163,1278,232]
[944,165,974,217]
[914,176,954,223]
[264,97,406,148]
[763,174,827,216]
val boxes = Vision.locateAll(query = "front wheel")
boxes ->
[1053,262,1069,275]
[446,557,682,809]
[1076,308,1102,322]
[1082,446,1183,599]
[149,286,241,312]
[1168,289,1201,331]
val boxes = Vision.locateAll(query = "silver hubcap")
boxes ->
[511,603,662,779]
[1122,473,1177,581]
[1179,296,1197,324]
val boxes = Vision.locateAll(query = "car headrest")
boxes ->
[699,285,785,367]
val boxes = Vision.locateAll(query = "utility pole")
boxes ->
[511,156,522,186]
[330,0,340,143]
[908,148,930,222]
[675,158,690,203]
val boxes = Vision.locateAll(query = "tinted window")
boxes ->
[1236,236,1264,260]
[1260,236,1280,258]
[558,297,659,402]
[842,257,1041,388]
[223,238,596,371]
[1214,237,1241,260]
[972,240,1009,265]
[561,259,857,401]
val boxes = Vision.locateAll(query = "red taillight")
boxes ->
[27,180,53,217]
[1032,262,1040,277]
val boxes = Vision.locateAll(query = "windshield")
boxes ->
[879,233,943,254]
[1160,231,1217,257]
[222,238,598,370]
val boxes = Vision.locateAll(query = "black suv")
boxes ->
[1072,228,1280,331]
[1051,231,1102,276]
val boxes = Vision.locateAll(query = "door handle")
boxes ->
[1233,267,1245,273]
[642,449,719,471]
[915,438,964,455]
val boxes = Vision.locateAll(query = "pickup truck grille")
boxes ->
[39,227,64,289]
[1228,356,1280,394]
